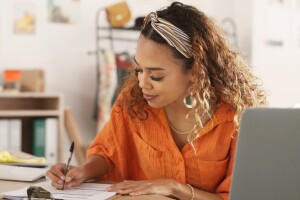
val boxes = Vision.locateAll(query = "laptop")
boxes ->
[230,108,300,200]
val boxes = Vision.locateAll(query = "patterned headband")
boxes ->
[142,12,194,59]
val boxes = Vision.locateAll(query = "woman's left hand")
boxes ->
[107,179,179,197]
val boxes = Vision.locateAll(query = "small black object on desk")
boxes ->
[27,186,62,200]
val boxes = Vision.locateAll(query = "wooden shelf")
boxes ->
[0,93,61,111]
[0,92,63,162]
[0,92,62,98]
[0,110,60,117]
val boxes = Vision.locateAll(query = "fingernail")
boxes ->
[60,176,65,180]
[66,177,72,182]
[130,192,135,196]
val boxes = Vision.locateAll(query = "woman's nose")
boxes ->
[138,73,152,90]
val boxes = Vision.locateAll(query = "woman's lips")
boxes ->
[143,93,158,101]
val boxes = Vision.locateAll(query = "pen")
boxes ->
[62,141,74,190]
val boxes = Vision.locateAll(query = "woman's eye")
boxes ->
[150,76,164,81]
[134,68,164,81]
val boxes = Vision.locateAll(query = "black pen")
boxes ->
[62,141,74,190]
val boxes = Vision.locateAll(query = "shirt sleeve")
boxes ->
[86,94,129,181]
[215,132,238,200]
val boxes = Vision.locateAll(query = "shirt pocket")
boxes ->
[132,132,164,179]
[196,157,229,192]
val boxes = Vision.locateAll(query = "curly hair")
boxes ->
[120,2,267,133]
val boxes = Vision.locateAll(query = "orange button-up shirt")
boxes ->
[87,96,237,200]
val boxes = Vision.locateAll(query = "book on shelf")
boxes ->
[32,118,58,164]
[0,119,22,151]
[33,119,46,157]
[8,119,22,151]
[0,119,9,151]
[45,118,58,165]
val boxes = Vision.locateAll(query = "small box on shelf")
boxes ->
[3,70,21,93]
[20,69,44,92]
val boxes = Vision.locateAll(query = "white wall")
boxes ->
[251,0,300,107]
[232,0,253,62]
[221,0,300,108]
[0,0,3,63]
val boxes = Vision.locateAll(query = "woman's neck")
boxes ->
[164,99,217,134]
[164,104,197,134]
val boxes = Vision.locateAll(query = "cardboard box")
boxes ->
[3,70,21,92]
[20,69,44,92]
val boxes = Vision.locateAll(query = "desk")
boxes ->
[0,179,172,200]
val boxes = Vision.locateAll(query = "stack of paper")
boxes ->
[1,181,116,200]
[0,150,46,167]
[0,165,47,182]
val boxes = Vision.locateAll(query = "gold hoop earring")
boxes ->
[183,95,197,109]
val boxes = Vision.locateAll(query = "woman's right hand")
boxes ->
[46,163,86,189]
[46,155,109,189]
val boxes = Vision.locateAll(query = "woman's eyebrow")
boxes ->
[134,56,165,71]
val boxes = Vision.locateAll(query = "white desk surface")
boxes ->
[0,178,172,200]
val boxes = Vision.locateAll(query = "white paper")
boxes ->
[0,165,47,182]
[1,181,116,200]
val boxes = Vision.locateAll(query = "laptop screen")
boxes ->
[230,108,300,200]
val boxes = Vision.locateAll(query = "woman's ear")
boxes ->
[189,70,197,83]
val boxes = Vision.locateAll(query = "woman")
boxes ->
[46,2,266,200]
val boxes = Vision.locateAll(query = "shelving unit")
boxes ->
[88,8,141,70]
[87,9,141,124]
[0,92,63,162]
[89,25,140,74]
[96,26,140,50]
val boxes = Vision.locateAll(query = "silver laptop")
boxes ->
[230,108,300,200]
